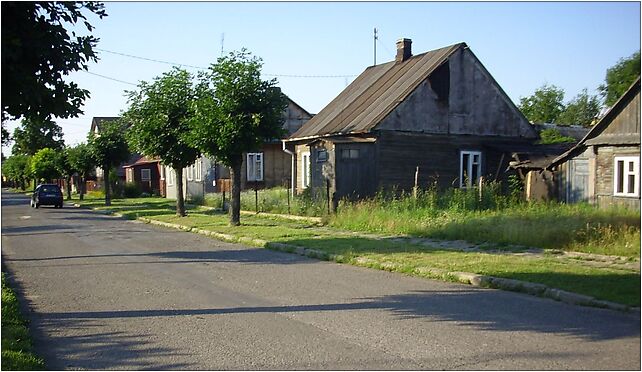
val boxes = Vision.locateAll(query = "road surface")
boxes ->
[1,190,640,370]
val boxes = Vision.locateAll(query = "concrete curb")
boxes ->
[73,203,636,313]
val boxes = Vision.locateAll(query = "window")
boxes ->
[247,153,263,181]
[186,164,194,181]
[141,168,151,182]
[460,150,482,188]
[167,168,174,186]
[301,152,310,188]
[126,168,133,182]
[614,156,639,197]
[195,159,202,181]
[341,149,360,159]
[160,166,165,181]
[317,149,328,162]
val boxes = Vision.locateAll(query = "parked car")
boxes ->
[31,184,63,208]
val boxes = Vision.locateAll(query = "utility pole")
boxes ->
[373,27,378,66]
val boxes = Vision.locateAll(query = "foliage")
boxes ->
[1,2,107,122]
[11,116,64,156]
[2,273,45,370]
[557,89,602,126]
[537,128,577,144]
[66,143,96,199]
[519,84,565,123]
[190,49,287,225]
[2,155,32,189]
[124,182,142,198]
[87,119,130,205]
[599,51,641,107]
[30,148,61,183]
[123,67,201,216]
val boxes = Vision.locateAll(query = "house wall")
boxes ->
[164,157,214,200]
[376,48,537,139]
[595,145,640,209]
[240,144,292,190]
[375,131,522,192]
[125,163,161,195]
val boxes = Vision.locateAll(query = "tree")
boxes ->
[87,119,129,206]
[124,68,201,217]
[599,51,641,107]
[519,84,565,124]
[1,2,107,122]
[536,128,576,145]
[557,89,602,127]
[30,148,61,183]
[11,116,64,156]
[57,147,77,200]
[66,143,95,200]
[190,50,287,226]
[2,155,31,190]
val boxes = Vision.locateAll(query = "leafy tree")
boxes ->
[519,84,565,124]
[57,147,77,200]
[30,148,61,183]
[87,119,130,206]
[1,2,107,122]
[2,155,31,190]
[2,124,10,147]
[123,68,201,217]
[536,128,577,144]
[66,143,95,200]
[599,51,641,107]
[11,117,64,156]
[190,50,287,226]
[557,89,602,127]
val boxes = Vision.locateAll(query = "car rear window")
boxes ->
[40,186,61,194]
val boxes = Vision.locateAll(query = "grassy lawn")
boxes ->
[74,195,640,307]
[1,272,45,370]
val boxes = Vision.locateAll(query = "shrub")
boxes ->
[123,182,142,198]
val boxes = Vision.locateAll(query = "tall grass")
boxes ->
[330,183,641,258]
[205,187,329,217]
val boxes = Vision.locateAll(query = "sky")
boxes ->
[3,1,641,155]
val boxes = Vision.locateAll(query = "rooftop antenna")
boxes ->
[373,28,378,66]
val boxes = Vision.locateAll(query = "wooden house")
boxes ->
[547,77,640,209]
[164,97,312,200]
[283,40,538,203]
[123,156,163,196]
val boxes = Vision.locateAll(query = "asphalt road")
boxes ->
[1,190,640,370]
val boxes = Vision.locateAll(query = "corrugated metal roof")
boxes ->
[287,43,465,140]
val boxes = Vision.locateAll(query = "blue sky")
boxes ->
[3,1,640,153]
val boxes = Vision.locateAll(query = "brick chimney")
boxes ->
[395,38,412,63]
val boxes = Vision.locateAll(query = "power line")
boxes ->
[82,70,137,86]
[95,47,358,78]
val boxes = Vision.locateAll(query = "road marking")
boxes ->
[19,216,32,219]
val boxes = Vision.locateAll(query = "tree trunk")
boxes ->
[104,164,111,206]
[79,175,85,201]
[175,167,186,217]
[66,175,72,200]
[229,157,242,226]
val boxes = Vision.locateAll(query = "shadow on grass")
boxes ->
[38,289,640,343]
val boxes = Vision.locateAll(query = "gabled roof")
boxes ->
[548,77,641,169]
[90,116,121,134]
[286,43,465,141]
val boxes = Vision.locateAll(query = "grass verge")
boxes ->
[74,197,640,307]
[1,272,45,370]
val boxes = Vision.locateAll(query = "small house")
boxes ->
[164,97,313,200]
[123,156,163,196]
[283,39,538,203]
[547,77,641,209]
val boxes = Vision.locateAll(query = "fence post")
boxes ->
[326,179,331,215]
[478,176,483,202]
[413,166,419,199]
[286,178,291,215]
[255,183,259,214]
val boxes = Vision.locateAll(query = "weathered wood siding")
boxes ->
[376,47,537,139]
[375,131,522,191]
[240,144,292,190]
[595,145,640,209]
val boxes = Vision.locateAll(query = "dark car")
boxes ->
[31,184,64,208]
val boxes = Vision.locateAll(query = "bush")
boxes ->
[123,182,142,198]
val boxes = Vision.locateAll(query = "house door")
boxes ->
[567,159,589,203]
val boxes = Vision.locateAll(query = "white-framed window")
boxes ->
[247,153,264,182]
[167,167,174,186]
[460,150,482,188]
[614,156,640,197]
[160,166,165,181]
[301,151,310,189]
[195,159,202,181]
[186,164,194,181]
[141,168,151,182]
